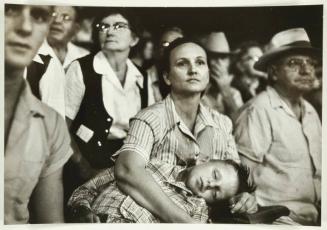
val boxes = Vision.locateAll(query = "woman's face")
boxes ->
[98,13,138,52]
[165,42,209,95]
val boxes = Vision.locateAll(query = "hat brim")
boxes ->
[254,46,321,72]
[207,50,237,57]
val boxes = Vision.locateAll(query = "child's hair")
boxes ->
[224,159,256,194]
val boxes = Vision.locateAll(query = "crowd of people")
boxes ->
[4,4,322,225]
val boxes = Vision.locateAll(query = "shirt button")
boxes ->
[105,129,109,133]
[97,141,102,147]
[107,118,111,122]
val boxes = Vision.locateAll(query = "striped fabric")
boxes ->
[68,160,209,223]
[117,94,240,165]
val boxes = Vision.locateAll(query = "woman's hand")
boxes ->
[229,192,258,214]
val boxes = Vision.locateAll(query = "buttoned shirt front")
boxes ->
[65,51,149,139]
[116,95,240,166]
[68,160,208,223]
[234,86,321,225]
[4,81,72,224]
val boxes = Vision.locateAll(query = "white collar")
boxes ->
[93,51,144,88]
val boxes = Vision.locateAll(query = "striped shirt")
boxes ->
[116,94,240,166]
[68,160,208,223]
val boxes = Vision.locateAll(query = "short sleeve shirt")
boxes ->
[117,94,240,166]
[4,82,72,224]
[234,86,321,225]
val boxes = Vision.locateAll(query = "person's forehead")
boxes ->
[171,43,206,59]
[245,46,263,56]
[101,13,128,23]
[53,5,76,15]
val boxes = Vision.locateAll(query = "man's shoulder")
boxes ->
[242,90,272,110]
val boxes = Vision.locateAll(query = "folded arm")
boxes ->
[115,151,198,223]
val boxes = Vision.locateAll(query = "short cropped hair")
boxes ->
[223,159,256,194]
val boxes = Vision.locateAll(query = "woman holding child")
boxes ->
[113,38,257,223]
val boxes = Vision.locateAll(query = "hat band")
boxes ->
[281,40,312,48]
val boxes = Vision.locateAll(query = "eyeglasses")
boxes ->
[283,58,318,71]
[51,12,73,22]
[96,22,130,33]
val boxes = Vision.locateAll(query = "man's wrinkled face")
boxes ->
[272,54,318,93]
[48,6,78,45]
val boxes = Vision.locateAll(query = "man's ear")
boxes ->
[163,72,171,86]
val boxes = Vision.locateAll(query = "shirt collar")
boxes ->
[147,160,193,195]
[93,51,144,88]
[37,40,56,58]
[164,94,219,130]
[18,81,45,118]
[267,86,314,116]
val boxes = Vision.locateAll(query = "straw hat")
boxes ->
[204,32,234,55]
[254,28,320,71]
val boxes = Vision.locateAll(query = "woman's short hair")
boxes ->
[91,7,142,52]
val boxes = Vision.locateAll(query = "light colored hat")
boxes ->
[204,32,234,55]
[254,28,320,71]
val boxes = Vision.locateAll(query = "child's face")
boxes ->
[184,161,239,204]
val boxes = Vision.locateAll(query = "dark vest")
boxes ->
[26,54,52,99]
[70,54,148,169]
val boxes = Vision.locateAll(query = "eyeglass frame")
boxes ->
[277,56,319,72]
[96,22,131,33]
[51,11,74,22]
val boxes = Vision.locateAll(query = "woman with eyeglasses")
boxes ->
[64,8,151,191]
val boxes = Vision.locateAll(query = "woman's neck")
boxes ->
[171,93,201,132]
[103,49,130,86]
[103,49,129,71]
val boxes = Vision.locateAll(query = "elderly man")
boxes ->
[47,5,89,71]
[25,6,89,118]
[5,4,72,224]
[234,28,321,225]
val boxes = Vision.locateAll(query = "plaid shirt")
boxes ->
[68,160,209,223]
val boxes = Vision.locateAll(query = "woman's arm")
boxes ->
[115,151,198,223]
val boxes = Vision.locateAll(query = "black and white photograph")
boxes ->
[2,0,326,229]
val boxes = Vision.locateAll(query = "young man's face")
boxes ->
[5,4,52,70]
[185,161,239,204]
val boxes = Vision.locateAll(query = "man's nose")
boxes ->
[299,61,315,75]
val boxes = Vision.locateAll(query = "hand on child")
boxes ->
[229,192,258,214]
